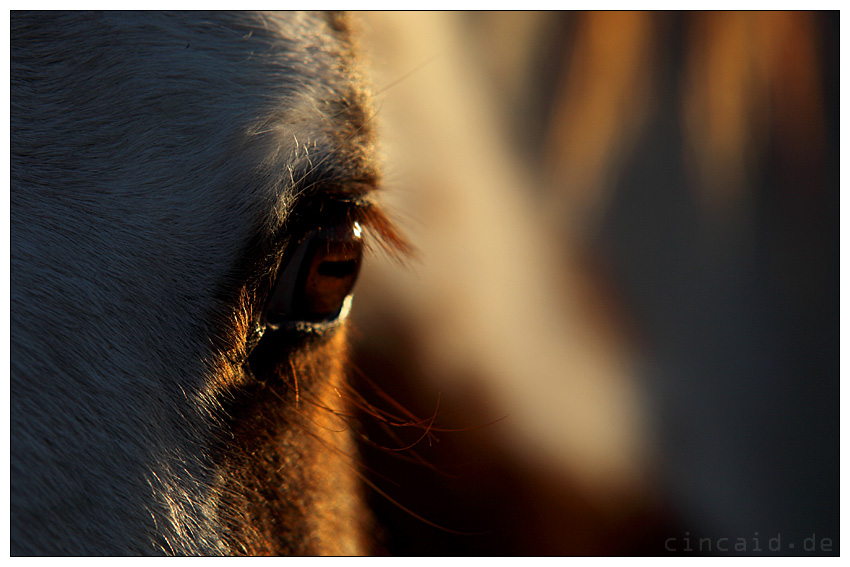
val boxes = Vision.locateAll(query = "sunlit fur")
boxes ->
[11,11,390,555]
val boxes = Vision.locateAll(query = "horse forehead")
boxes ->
[112,12,372,223]
[13,12,366,185]
[14,11,372,258]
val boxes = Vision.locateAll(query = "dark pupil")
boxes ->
[297,238,362,320]
[317,259,359,278]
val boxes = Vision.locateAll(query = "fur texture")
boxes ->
[11,11,377,555]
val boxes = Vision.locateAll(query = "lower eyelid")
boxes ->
[270,296,354,334]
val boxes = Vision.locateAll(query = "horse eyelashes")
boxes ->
[263,220,364,328]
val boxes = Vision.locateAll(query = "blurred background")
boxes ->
[346,11,839,556]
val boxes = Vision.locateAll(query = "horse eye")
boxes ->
[264,221,363,328]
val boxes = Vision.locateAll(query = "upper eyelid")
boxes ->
[264,196,373,273]
[280,195,372,241]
